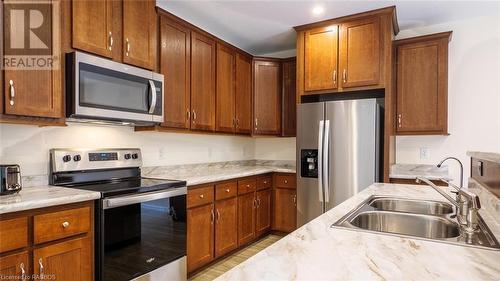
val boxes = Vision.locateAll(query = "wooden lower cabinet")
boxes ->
[237,192,256,245]
[255,189,271,236]
[187,203,214,272]
[273,188,297,232]
[214,197,238,257]
[34,237,92,281]
[0,252,28,280]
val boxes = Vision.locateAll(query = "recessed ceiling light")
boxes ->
[312,5,324,16]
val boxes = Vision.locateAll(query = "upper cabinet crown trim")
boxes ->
[393,31,453,45]
[293,5,399,35]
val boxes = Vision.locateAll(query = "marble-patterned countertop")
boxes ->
[216,183,500,281]
[142,160,296,186]
[0,186,100,214]
[390,163,451,181]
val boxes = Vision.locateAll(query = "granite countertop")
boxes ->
[0,186,101,214]
[216,183,500,281]
[142,161,296,186]
[389,163,451,181]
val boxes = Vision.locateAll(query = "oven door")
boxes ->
[69,51,163,123]
[100,187,186,281]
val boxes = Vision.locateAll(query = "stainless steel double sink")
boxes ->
[333,196,500,250]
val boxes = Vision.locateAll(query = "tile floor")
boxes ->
[189,234,283,281]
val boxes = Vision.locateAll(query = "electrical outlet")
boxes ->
[420,147,430,160]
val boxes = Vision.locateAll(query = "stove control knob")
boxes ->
[62,155,71,162]
[73,155,81,162]
[124,154,131,160]
[132,153,139,159]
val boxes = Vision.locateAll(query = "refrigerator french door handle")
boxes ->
[323,120,330,203]
[317,120,325,203]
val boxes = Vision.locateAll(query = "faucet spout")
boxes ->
[415,177,459,208]
[437,157,464,189]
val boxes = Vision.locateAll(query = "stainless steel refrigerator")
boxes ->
[296,98,383,227]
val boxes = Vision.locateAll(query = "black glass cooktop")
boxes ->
[59,177,186,197]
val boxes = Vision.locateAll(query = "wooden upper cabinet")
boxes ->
[33,237,92,281]
[339,17,381,88]
[304,26,338,92]
[191,31,216,131]
[253,60,281,135]
[214,197,238,258]
[216,43,236,133]
[122,0,156,70]
[3,0,62,119]
[187,203,214,272]
[255,189,271,237]
[235,53,252,134]
[72,0,113,58]
[159,15,191,129]
[282,58,296,137]
[395,32,451,135]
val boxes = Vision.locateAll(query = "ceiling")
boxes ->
[156,1,500,56]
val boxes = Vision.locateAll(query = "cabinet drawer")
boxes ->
[215,181,237,200]
[238,179,256,195]
[34,207,91,244]
[256,176,272,190]
[0,217,28,253]
[188,185,214,208]
[275,174,296,189]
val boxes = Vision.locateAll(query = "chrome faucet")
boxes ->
[416,176,481,234]
[437,157,464,188]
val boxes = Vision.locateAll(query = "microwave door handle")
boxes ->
[103,187,187,209]
[148,80,157,114]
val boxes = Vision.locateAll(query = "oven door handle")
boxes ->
[103,186,187,209]
[148,80,157,114]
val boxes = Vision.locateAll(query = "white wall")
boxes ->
[395,14,500,186]
[0,123,257,176]
[254,137,296,161]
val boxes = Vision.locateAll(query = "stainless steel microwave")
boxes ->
[66,52,164,124]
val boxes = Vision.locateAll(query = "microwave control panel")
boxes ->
[301,149,318,178]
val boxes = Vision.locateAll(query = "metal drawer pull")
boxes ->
[199,194,204,198]
[62,221,70,228]
[103,187,187,209]
[284,180,288,184]
[9,80,15,106]
[20,263,26,280]
[246,184,250,188]
[263,181,267,184]
[225,189,230,193]
[39,258,44,279]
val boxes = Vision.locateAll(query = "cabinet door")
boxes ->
[33,237,92,281]
[304,26,338,91]
[235,53,252,134]
[0,251,29,280]
[3,1,62,118]
[191,31,216,131]
[339,17,380,88]
[216,43,236,133]
[282,58,296,137]
[238,192,255,245]
[72,0,113,58]
[274,188,297,233]
[159,15,191,129]
[255,189,271,237]
[122,0,156,70]
[253,60,281,135]
[396,38,448,134]
[214,197,238,258]
[187,204,214,272]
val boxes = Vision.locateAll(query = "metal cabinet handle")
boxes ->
[342,69,347,83]
[125,38,130,56]
[199,194,204,198]
[38,258,44,279]
[236,118,239,128]
[293,195,297,206]
[192,110,197,121]
[9,80,15,106]
[253,199,257,209]
[20,263,26,280]
[186,110,190,120]
[216,209,221,222]
[62,221,70,228]
[108,31,113,51]
[333,69,337,85]
[210,208,215,224]
[397,114,402,128]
